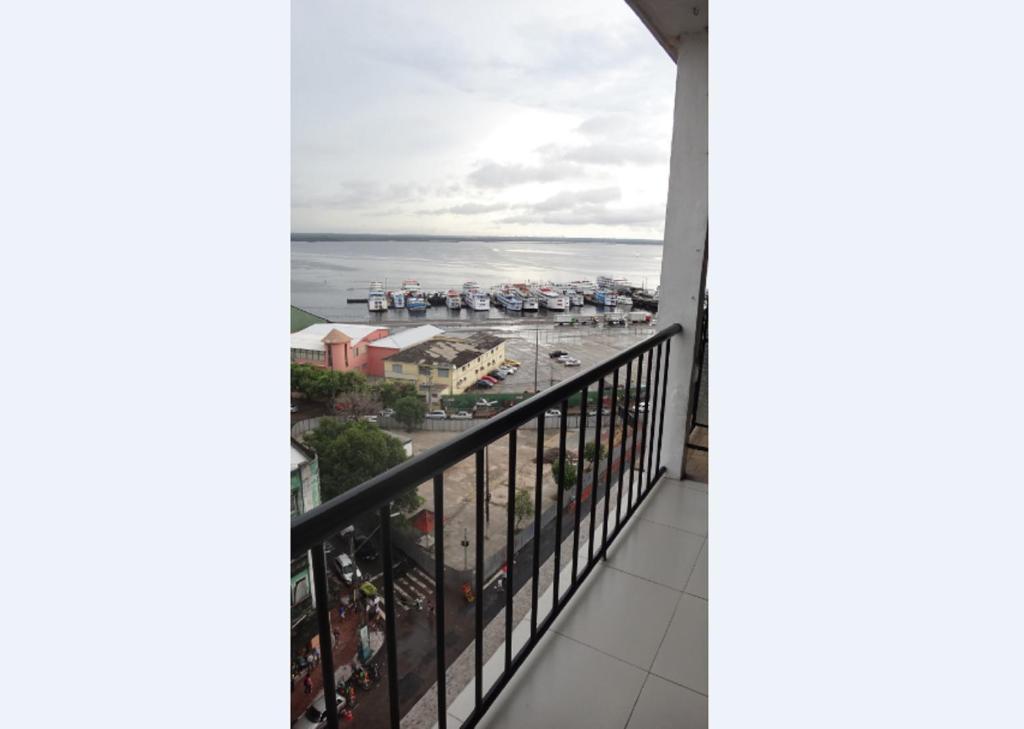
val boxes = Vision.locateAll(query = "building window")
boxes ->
[419,366,432,376]
[291,488,302,517]
[291,571,311,606]
[392,364,403,374]
[437,367,449,377]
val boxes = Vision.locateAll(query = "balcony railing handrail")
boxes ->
[291,322,681,557]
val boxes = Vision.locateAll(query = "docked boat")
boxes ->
[597,275,632,292]
[557,285,585,307]
[462,282,490,311]
[367,281,388,311]
[591,288,618,307]
[494,286,524,312]
[405,293,427,312]
[387,290,405,308]
[569,279,596,296]
[446,289,462,310]
[532,285,568,311]
[511,284,540,311]
[616,293,633,306]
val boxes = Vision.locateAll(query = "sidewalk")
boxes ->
[290,608,385,724]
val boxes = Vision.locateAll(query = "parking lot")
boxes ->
[468,323,656,395]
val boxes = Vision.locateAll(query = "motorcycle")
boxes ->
[462,582,476,603]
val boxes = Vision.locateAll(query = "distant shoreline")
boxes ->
[291,233,663,245]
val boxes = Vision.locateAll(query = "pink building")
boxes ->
[290,323,389,374]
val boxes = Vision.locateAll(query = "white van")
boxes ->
[332,553,362,585]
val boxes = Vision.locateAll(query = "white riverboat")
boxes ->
[367,281,388,311]
[532,285,568,311]
[462,282,490,311]
[446,289,462,310]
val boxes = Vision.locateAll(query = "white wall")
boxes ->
[658,30,709,479]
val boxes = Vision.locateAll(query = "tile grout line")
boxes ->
[621,671,653,729]
[549,630,659,675]
[681,537,708,598]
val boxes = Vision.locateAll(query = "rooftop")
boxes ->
[290,323,387,352]
[369,324,445,351]
[388,335,506,368]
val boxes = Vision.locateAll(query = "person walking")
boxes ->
[303,675,313,695]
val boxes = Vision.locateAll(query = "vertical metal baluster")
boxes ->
[553,399,568,603]
[615,361,632,537]
[656,339,671,474]
[646,344,663,491]
[627,353,644,515]
[588,377,605,565]
[505,431,516,673]
[474,449,485,709]
[571,385,588,584]
[380,505,401,729]
[432,474,447,729]
[637,348,654,502]
[310,544,339,729]
[530,415,544,637]
[602,368,619,558]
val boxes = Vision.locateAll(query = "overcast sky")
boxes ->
[292,0,676,239]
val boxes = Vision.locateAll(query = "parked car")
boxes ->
[290,403,299,413]
[505,359,522,367]
[480,375,499,384]
[545,409,562,418]
[549,350,568,358]
[363,415,378,424]
[354,535,379,561]
[562,358,581,367]
[489,370,507,380]
[379,407,395,418]
[451,411,473,420]
[425,410,448,419]
[332,553,362,585]
[294,691,346,729]
[475,379,494,388]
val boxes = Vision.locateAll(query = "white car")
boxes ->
[562,358,581,367]
[294,691,346,729]
[545,409,563,418]
[362,415,378,424]
[332,553,362,586]
[451,411,473,420]
[380,408,395,418]
[425,410,448,419]
[290,404,299,413]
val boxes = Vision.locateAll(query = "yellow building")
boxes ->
[383,333,507,404]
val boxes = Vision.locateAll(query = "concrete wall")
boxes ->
[658,30,709,479]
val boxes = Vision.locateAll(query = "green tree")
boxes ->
[583,441,605,466]
[304,420,417,510]
[514,488,534,530]
[374,380,418,409]
[394,395,426,431]
[551,460,579,491]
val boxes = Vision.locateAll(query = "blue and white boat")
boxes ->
[406,294,427,312]
[593,289,617,307]
[494,286,523,312]
[388,290,405,308]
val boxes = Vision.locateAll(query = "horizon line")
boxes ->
[291,232,664,244]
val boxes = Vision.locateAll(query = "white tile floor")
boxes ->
[444,476,707,729]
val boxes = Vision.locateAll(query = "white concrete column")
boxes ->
[659,30,708,480]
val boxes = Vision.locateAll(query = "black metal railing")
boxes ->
[291,322,682,729]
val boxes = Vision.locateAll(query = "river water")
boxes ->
[291,238,663,323]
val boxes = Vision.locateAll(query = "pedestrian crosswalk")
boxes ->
[389,566,436,613]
